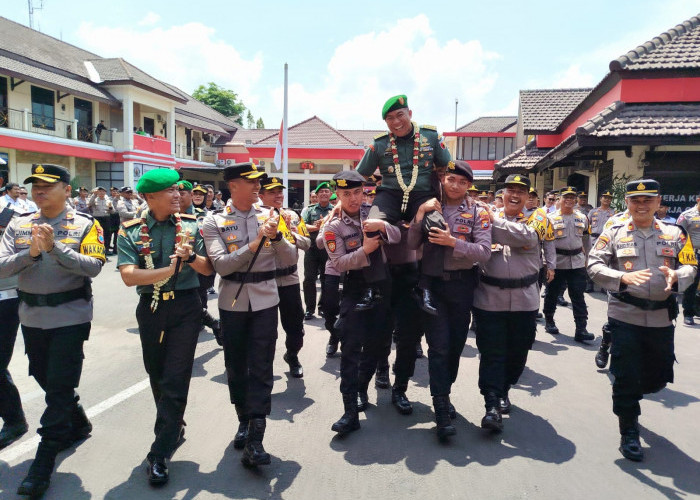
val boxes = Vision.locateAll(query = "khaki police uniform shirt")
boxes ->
[356,123,451,192]
[588,206,614,236]
[316,220,342,277]
[117,198,141,222]
[88,194,115,217]
[406,200,492,271]
[0,208,105,328]
[202,200,296,312]
[322,204,401,273]
[0,208,18,294]
[258,205,311,287]
[548,209,590,269]
[474,213,543,312]
[677,206,700,249]
[588,219,697,327]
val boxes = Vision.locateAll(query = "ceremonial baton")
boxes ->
[172,229,191,287]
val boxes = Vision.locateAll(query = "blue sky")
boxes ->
[4,0,699,132]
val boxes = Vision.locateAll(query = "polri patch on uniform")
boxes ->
[227,243,238,252]
[661,247,674,256]
[595,235,609,250]
[624,261,633,270]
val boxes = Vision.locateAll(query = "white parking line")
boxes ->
[0,378,150,463]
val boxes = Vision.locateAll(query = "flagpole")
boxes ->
[282,62,289,207]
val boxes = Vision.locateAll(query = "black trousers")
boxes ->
[303,244,327,314]
[388,263,422,384]
[322,274,342,342]
[0,298,24,425]
[197,273,216,311]
[108,213,120,251]
[22,322,90,442]
[278,283,305,355]
[682,264,699,318]
[94,216,112,254]
[338,276,390,395]
[367,188,445,281]
[608,318,674,418]
[474,309,537,400]
[543,267,588,320]
[136,290,201,458]
[422,272,475,396]
[220,306,278,417]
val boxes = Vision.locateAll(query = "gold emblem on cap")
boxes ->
[337,179,347,187]
[272,177,278,183]
[637,182,645,190]
[398,97,404,105]
[251,163,257,171]
[35,165,45,173]
[447,161,455,170]
[514,176,521,182]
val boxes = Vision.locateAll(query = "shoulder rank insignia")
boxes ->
[421,124,437,131]
[179,213,197,220]
[374,132,388,140]
[122,218,141,228]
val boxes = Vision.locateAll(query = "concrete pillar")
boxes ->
[23,109,29,131]
[169,104,176,156]
[123,95,134,150]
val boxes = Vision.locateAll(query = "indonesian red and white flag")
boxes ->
[273,121,283,171]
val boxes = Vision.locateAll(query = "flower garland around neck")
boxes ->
[139,212,183,312]
[389,122,420,213]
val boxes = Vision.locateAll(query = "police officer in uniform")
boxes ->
[202,162,296,466]
[323,170,400,436]
[543,186,594,342]
[88,186,115,255]
[473,174,548,432]
[316,224,343,356]
[356,95,452,313]
[677,192,700,325]
[586,190,615,293]
[0,164,105,497]
[118,169,213,485]
[302,183,333,319]
[178,180,222,344]
[588,179,697,461]
[407,160,491,440]
[0,201,27,450]
[258,175,311,378]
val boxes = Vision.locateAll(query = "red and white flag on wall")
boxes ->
[273,121,283,171]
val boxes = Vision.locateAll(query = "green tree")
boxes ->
[192,82,245,126]
[256,117,265,129]
[246,111,255,129]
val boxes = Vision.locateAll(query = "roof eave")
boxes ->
[1,67,119,105]
[103,80,188,103]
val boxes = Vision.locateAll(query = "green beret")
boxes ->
[177,180,193,191]
[314,182,332,193]
[382,95,408,119]
[136,169,180,193]
[330,193,337,201]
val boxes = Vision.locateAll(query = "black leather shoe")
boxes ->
[544,317,560,335]
[595,343,610,368]
[574,328,595,343]
[499,395,511,415]
[433,396,456,440]
[357,392,369,412]
[304,311,314,320]
[375,368,390,389]
[684,316,696,326]
[146,454,168,486]
[535,312,543,319]
[17,475,50,497]
[241,418,271,467]
[557,296,569,306]
[332,395,360,436]
[0,420,28,450]
[233,421,248,449]
[420,289,438,316]
[18,440,59,496]
[619,431,644,462]
[391,388,413,415]
[355,287,380,311]
[283,352,304,378]
[481,407,503,432]
[326,338,338,357]
[448,401,457,420]
[416,342,424,358]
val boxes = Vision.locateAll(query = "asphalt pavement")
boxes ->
[1,257,699,500]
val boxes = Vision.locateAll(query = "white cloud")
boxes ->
[269,15,501,132]
[74,21,263,111]
[138,12,160,27]
[550,64,598,89]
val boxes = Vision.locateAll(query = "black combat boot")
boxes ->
[481,392,503,432]
[332,394,360,436]
[355,287,381,311]
[618,415,644,461]
[326,335,339,357]
[283,352,304,378]
[433,395,456,440]
[17,439,60,497]
[574,318,594,343]
[0,418,28,450]
[544,315,560,335]
[59,402,92,451]
[233,406,249,449]
[375,367,390,389]
[146,453,168,485]
[241,418,271,467]
[447,396,457,419]
[391,381,413,415]
[357,377,370,412]
[202,310,223,346]
[595,341,611,368]
[499,393,512,415]
[420,288,438,316]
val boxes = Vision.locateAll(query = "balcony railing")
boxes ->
[175,143,218,163]
[0,107,113,146]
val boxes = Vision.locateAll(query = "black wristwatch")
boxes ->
[185,252,197,264]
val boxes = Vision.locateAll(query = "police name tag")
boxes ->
[0,289,19,301]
